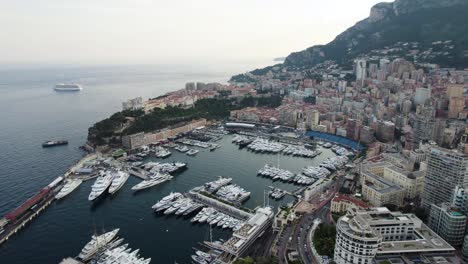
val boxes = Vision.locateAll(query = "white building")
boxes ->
[355,59,367,81]
[334,207,456,264]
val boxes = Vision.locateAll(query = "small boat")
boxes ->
[186,149,199,156]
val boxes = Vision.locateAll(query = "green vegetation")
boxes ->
[332,212,345,223]
[233,257,278,264]
[88,109,144,145]
[89,95,284,145]
[313,223,336,258]
[230,74,256,83]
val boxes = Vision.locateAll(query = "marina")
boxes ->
[0,130,348,263]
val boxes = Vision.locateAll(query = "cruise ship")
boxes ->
[54,83,82,91]
[131,173,172,191]
[77,228,119,261]
[55,179,82,199]
[108,171,130,194]
[88,172,114,201]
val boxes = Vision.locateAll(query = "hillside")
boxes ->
[281,0,468,69]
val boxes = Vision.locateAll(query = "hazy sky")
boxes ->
[1,0,388,66]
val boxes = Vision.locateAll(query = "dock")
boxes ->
[187,191,253,220]
[0,188,58,245]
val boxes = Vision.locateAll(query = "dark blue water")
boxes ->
[0,65,335,263]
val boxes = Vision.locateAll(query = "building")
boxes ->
[421,147,468,210]
[122,97,143,111]
[414,87,431,106]
[360,164,405,207]
[334,207,456,264]
[360,162,425,206]
[428,203,467,246]
[218,207,273,258]
[447,84,465,99]
[449,97,465,119]
[346,119,362,141]
[305,110,320,129]
[463,235,468,264]
[355,59,367,81]
[331,194,369,214]
[122,119,207,149]
[359,126,375,145]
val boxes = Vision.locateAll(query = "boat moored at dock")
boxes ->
[55,179,82,199]
[88,172,114,201]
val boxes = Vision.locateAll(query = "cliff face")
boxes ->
[283,0,468,68]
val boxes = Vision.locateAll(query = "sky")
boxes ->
[0,0,388,66]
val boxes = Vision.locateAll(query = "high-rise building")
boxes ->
[447,84,465,99]
[448,97,465,119]
[428,203,467,246]
[421,147,468,210]
[334,207,455,264]
[355,59,367,81]
[346,119,362,141]
[414,87,431,106]
[359,126,375,145]
[305,110,320,129]
[463,236,468,264]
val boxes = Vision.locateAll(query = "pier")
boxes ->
[0,191,57,245]
[187,191,253,220]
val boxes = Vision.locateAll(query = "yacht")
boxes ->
[174,145,189,153]
[151,192,183,210]
[163,198,186,215]
[195,250,212,261]
[108,171,130,194]
[131,173,173,191]
[77,228,119,261]
[175,200,194,215]
[191,255,208,264]
[55,179,82,199]
[88,172,114,201]
[186,149,199,156]
[154,147,172,158]
[183,203,203,216]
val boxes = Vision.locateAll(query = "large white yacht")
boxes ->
[108,171,130,194]
[55,179,82,199]
[131,173,172,191]
[77,228,119,261]
[89,172,114,201]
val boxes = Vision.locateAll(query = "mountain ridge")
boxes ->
[282,0,468,69]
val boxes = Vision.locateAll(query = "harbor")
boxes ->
[0,126,352,263]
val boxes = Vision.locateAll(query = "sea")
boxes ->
[0,64,335,263]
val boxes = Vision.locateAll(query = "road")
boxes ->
[275,171,347,264]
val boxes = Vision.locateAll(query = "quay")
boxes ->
[187,191,253,220]
[0,177,63,245]
[0,153,99,246]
